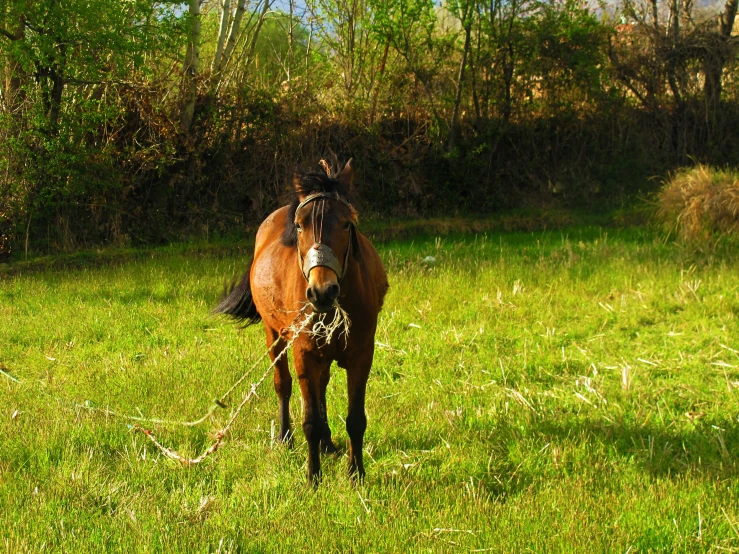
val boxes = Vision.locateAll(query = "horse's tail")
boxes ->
[212,259,262,326]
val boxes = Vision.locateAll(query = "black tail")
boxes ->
[212,260,262,326]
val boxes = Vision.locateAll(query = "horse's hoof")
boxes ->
[348,461,365,483]
[348,470,366,486]
[307,470,322,488]
[321,439,339,454]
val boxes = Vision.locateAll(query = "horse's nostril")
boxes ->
[306,283,339,308]
[328,284,340,300]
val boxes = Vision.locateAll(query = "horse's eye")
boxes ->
[296,224,302,232]
[343,222,351,231]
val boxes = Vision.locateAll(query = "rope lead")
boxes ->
[134,301,351,466]
[135,310,316,465]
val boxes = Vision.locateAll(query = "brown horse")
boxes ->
[214,160,388,482]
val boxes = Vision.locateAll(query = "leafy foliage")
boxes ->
[0,0,737,255]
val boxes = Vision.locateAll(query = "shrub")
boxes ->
[657,165,739,243]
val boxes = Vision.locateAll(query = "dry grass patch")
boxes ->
[657,164,739,243]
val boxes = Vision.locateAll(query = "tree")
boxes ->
[181,0,202,132]
[370,0,445,130]
[447,0,475,151]
[0,0,183,252]
[703,0,738,115]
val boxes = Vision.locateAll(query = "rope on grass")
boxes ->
[78,304,312,428]
[9,301,351,465]
[134,303,352,465]
[80,303,352,429]
[135,310,315,465]
[78,337,284,428]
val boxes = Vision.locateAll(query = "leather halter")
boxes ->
[294,192,354,282]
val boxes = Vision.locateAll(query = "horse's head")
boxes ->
[287,159,360,313]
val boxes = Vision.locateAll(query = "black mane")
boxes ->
[281,169,353,247]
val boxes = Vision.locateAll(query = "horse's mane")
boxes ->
[281,168,353,247]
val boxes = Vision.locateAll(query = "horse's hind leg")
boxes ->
[267,326,293,445]
[319,367,338,454]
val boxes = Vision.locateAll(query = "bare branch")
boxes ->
[0,26,17,40]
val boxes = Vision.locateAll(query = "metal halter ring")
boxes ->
[301,242,345,281]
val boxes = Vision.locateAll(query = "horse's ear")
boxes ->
[337,159,354,192]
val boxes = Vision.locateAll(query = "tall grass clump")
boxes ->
[657,164,739,243]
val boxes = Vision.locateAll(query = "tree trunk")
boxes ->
[502,40,514,123]
[212,0,231,72]
[48,63,65,131]
[469,19,482,124]
[1,14,27,111]
[448,24,471,152]
[305,17,313,79]
[343,0,357,94]
[220,0,248,72]
[666,0,684,110]
[243,0,272,72]
[181,0,201,132]
[24,213,31,261]
[704,0,738,115]
[720,0,738,38]
[36,39,66,134]
[370,40,390,124]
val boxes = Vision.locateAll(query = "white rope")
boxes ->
[135,310,315,465]
[78,337,283,428]
[136,301,352,465]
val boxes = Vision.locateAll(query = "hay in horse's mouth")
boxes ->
[309,301,351,347]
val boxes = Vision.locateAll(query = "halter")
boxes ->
[294,192,354,282]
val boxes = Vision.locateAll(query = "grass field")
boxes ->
[2,226,739,552]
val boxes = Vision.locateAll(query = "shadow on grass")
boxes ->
[369,413,739,502]
[534,417,739,478]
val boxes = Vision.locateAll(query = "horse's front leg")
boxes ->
[344,348,374,480]
[319,366,338,454]
[266,325,292,445]
[294,347,328,483]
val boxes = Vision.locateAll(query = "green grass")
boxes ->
[2,226,739,552]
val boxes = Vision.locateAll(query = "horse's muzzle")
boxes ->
[306,282,339,313]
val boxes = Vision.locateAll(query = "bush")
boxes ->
[657,165,739,243]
